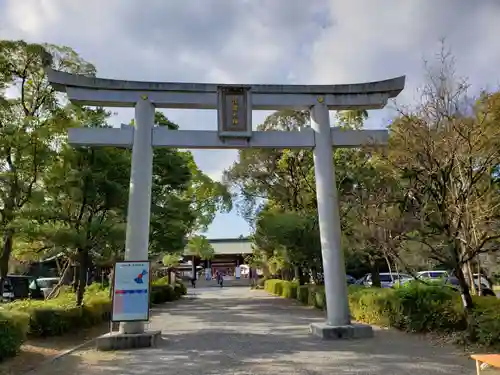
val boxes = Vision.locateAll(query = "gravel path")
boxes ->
[31,287,475,375]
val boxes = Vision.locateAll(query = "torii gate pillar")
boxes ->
[46,68,405,341]
[311,103,350,325]
[309,103,373,339]
[121,98,155,334]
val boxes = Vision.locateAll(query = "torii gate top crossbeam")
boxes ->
[46,68,405,110]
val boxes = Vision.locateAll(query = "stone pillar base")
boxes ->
[96,330,162,351]
[309,322,373,340]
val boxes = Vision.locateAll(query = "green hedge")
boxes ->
[0,279,187,360]
[3,287,112,338]
[264,279,500,348]
[151,278,187,304]
[0,310,29,361]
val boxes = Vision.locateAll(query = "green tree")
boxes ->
[132,112,232,256]
[162,253,181,268]
[225,109,373,281]
[148,145,193,256]
[335,109,368,130]
[183,156,232,233]
[388,47,500,311]
[186,235,215,260]
[0,40,95,295]
[254,208,322,283]
[130,111,194,257]
[24,107,130,305]
[340,150,411,285]
[185,235,215,279]
[223,110,316,220]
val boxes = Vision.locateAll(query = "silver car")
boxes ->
[358,273,413,288]
[30,277,60,298]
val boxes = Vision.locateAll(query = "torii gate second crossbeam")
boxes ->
[46,68,405,340]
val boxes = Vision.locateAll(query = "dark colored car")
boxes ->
[346,274,357,285]
[2,275,35,302]
[445,276,496,297]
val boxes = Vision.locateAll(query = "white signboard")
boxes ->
[112,261,151,322]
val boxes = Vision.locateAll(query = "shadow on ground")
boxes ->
[0,322,110,375]
[31,289,476,375]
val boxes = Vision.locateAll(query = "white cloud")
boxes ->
[1,0,500,236]
[310,0,500,126]
[0,0,326,181]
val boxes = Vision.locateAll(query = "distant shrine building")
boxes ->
[183,237,253,279]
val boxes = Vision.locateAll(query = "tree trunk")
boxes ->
[393,258,401,286]
[47,260,72,299]
[55,256,61,276]
[466,261,476,295]
[261,262,270,278]
[476,258,482,296]
[0,229,14,297]
[370,258,381,287]
[76,248,89,306]
[311,268,319,284]
[454,266,476,340]
[297,267,308,285]
[72,263,79,293]
[108,268,114,299]
[454,266,474,310]
[191,256,196,280]
[384,253,393,279]
[293,266,300,281]
[284,267,293,281]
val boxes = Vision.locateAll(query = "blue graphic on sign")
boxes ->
[134,269,148,284]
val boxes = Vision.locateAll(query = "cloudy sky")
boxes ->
[1,0,500,239]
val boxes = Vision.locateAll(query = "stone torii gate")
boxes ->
[46,69,405,340]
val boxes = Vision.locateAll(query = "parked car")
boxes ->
[357,273,413,288]
[472,273,492,290]
[417,270,449,281]
[346,274,357,285]
[2,275,34,302]
[30,277,60,299]
[445,276,496,296]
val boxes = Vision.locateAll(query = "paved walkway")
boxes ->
[34,287,475,375]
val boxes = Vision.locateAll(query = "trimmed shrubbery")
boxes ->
[2,286,112,338]
[264,279,500,348]
[0,279,186,361]
[151,277,187,304]
[0,310,29,361]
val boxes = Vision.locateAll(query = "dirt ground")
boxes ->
[0,322,110,375]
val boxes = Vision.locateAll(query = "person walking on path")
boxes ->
[249,268,254,288]
[216,271,224,288]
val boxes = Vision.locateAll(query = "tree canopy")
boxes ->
[224,44,500,310]
[0,39,231,304]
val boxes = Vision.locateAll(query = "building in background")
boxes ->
[184,238,252,280]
